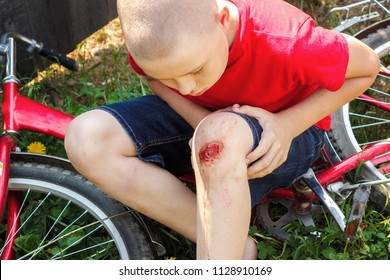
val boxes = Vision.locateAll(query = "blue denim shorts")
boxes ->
[95,95,325,207]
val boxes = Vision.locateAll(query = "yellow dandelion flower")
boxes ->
[166,257,176,260]
[26,141,47,154]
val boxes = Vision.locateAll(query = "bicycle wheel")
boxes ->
[329,24,390,214]
[0,158,154,259]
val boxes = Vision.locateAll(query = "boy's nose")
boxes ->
[176,77,196,95]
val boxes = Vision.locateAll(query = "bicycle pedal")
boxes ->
[301,169,346,231]
[343,184,371,241]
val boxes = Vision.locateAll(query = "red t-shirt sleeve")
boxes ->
[291,18,349,91]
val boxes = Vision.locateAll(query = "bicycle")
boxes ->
[0,0,389,259]
[0,34,158,259]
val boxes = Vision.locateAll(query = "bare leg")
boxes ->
[65,110,197,241]
[191,112,254,259]
[243,237,258,260]
[65,110,258,259]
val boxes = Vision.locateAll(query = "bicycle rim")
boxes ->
[0,160,154,260]
[329,24,390,213]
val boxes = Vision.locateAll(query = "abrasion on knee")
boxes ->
[198,141,224,166]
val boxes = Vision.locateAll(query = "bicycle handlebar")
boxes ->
[38,45,79,71]
[0,32,79,71]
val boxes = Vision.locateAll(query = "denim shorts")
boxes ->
[95,95,325,207]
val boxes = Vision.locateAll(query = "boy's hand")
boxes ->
[232,104,294,179]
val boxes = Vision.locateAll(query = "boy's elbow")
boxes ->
[366,47,381,79]
[359,48,380,91]
[344,34,381,80]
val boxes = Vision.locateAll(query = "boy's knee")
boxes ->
[64,116,85,157]
[195,112,242,141]
[65,113,94,153]
[195,112,252,143]
[65,111,109,169]
[192,112,253,166]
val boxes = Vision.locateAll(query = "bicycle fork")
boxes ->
[0,133,19,260]
[0,81,20,259]
[0,78,73,259]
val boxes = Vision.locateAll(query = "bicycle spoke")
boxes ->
[52,237,114,260]
[351,119,390,129]
[16,208,134,260]
[50,224,105,259]
[50,209,89,242]
[350,112,390,122]
[0,190,51,255]
[29,200,72,259]
[357,139,390,146]
[88,245,116,260]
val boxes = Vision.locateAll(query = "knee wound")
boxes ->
[198,141,224,166]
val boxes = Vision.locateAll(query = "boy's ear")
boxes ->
[215,5,231,31]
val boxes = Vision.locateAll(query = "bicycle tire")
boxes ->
[329,24,390,214]
[0,158,154,260]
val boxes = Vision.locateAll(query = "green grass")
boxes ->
[4,0,390,260]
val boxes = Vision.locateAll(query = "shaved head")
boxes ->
[117,0,216,60]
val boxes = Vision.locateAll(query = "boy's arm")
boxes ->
[147,79,210,129]
[234,34,380,179]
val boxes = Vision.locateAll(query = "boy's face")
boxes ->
[136,28,229,96]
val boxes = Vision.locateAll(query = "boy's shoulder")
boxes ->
[238,0,308,16]
[236,0,312,35]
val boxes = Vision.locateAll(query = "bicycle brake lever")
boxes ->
[0,43,7,65]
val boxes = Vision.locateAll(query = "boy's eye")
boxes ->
[194,67,203,74]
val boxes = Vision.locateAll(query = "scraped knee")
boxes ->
[192,112,253,168]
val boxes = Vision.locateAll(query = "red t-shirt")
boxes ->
[128,0,349,130]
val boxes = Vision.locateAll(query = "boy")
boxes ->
[65,0,380,259]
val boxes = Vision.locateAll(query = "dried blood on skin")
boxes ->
[198,141,224,165]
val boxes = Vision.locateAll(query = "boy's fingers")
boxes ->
[247,146,283,179]
[232,104,264,118]
[246,137,270,164]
